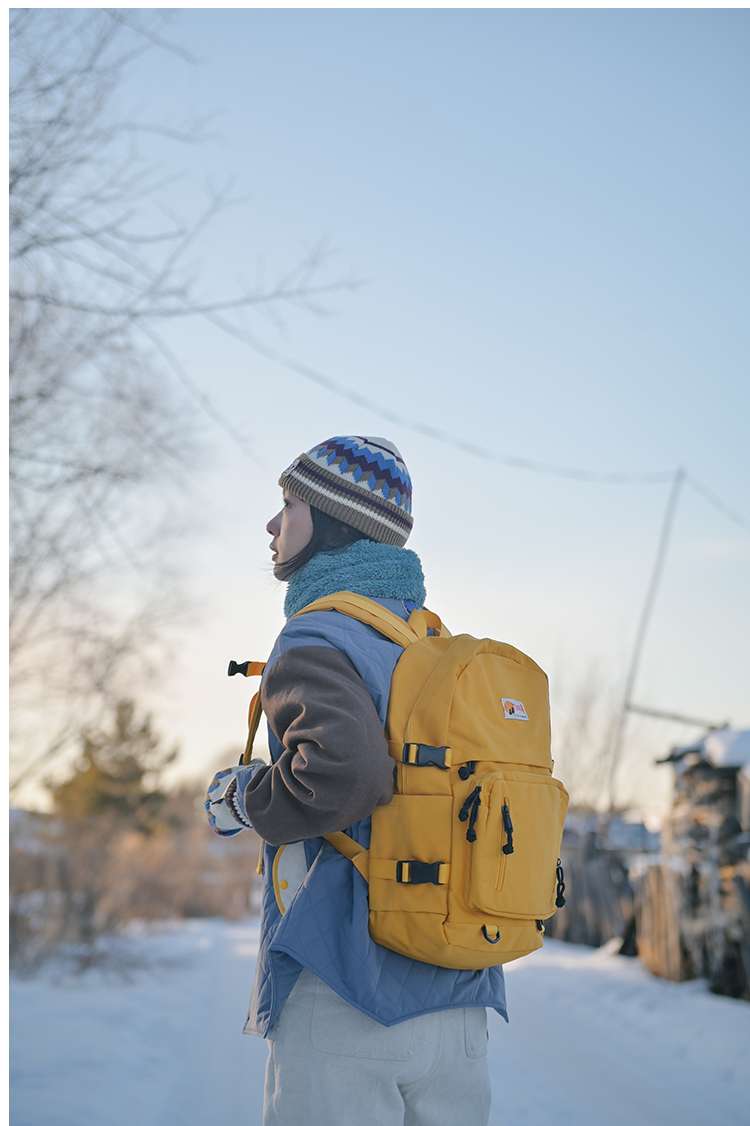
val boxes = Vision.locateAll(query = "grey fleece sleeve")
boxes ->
[242,645,395,846]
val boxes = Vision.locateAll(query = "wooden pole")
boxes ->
[606,467,686,813]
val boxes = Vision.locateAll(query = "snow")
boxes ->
[703,728,750,769]
[10,917,749,1126]
[10,808,54,854]
[668,727,750,774]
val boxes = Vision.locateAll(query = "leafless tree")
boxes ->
[550,654,628,811]
[9,9,358,794]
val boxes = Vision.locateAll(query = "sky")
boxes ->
[16,9,750,824]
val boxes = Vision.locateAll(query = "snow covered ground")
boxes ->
[10,917,749,1126]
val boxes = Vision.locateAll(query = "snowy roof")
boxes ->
[703,728,750,768]
[663,727,750,772]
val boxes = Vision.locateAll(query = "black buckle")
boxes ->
[395,860,443,884]
[401,744,449,769]
[227,659,249,677]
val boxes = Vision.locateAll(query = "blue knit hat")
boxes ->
[278,435,413,547]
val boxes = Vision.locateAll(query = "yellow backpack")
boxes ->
[236,592,570,971]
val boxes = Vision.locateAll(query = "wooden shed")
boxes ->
[633,727,750,1000]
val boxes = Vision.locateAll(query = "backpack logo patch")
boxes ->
[501,697,528,721]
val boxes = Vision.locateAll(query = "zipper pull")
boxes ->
[501,802,514,855]
[466,791,481,843]
[458,785,481,821]
[555,857,566,907]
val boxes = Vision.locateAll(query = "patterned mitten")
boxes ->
[205,760,266,837]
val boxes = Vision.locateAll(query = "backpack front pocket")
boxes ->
[465,770,568,918]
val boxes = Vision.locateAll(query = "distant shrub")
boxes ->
[10,781,260,973]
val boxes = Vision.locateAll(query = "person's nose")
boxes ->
[266,512,280,536]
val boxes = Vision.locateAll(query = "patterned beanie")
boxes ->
[278,435,413,547]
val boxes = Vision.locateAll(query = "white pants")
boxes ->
[262,967,492,1126]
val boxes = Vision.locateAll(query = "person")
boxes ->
[205,435,507,1126]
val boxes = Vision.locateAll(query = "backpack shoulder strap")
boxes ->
[323,830,370,882]
[292,591,420,649]
[293,592,449,879]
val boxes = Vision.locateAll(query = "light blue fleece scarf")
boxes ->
[283,539,427,619]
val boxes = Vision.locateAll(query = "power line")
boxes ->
[193,307,749,525]
[685,474,750,533]
[242,338,749,523]
[206,322,676,484]
[276,353,674,482]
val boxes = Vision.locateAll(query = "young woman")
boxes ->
[206,435,507,1126]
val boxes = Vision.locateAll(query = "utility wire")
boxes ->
[274,354,674,482]
[685,473,750,533]
[191,305,749,525]
[203,319,677,485]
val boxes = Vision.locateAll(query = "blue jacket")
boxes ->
[242,595,509,1037]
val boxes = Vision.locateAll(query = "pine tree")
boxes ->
[48,699,179,833]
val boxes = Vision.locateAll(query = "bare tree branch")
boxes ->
[10,10,360,792]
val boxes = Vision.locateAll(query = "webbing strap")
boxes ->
[322,836,450,887]
[228,658,267,678]
[323,831,370,882]
[367,855,450,882]
[242,690,264,765]
[228,658,266,766]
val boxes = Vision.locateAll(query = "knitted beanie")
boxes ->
[278,435,413,547]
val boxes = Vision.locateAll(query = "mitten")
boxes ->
[205,759,266,837]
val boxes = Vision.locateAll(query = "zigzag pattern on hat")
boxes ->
[278,433,414,547]
[290,458,413,538]
[309,436,412,512]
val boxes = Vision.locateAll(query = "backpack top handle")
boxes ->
[406,607,449,639]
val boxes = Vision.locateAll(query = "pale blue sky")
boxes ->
[96,9,748,823]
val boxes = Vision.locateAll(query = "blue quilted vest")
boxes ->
[242,595,510,1037]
